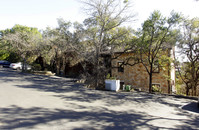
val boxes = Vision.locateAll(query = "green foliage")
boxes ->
[152,84,161,93]
[0,50,9,60]
[79,0,135,89]
[125,85,131,91]
[175,83,186,96]
[31,63,42,71]
[0,50,21,62]
[6,52,21,63]
[140,10,181,49]
[1,24,42,38]
[106,73,116,80]
[1,24,42,60]
[176,17,199,96]
[132,10,182,93]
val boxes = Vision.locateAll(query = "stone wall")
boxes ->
[111,53,170,93]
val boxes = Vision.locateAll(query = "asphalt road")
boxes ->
[0,68,199,130]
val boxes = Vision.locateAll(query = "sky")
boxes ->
[0,0,198,30]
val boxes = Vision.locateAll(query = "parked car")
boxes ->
[0,60,11,68]
[9,62,31,70]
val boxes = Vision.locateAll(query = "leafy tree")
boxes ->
[0,42,10,60]
[1,24,42,71]
[42,18,74,75]
[127,11,181,93]
[0,34,20,62]
[80,0,136,88]
[177,18,199,96]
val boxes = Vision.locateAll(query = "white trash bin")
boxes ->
[105,80,120,92]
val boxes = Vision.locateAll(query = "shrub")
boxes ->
[32,63,41,71]
[106,73,116,80]
[152,84,161,93]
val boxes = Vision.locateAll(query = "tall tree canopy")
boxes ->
[127,10,181,93]
[1,24,42,71]
[177,18,199,96]
[80,0,136,88]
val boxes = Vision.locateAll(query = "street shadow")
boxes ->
[1,68,197,109]
[0,68,24,82]
[0,68,194,104]
[0,68,82,93]
[1,105,197,130]
[1,68,197,111]
[181,102,199,114]
[1,68,199,129]
[0,105,148,130]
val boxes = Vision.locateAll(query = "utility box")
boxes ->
[105,80,120,92]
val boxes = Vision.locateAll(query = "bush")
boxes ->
[106,73,116,80]
[152,84,161,93]
[175,84,186,96]
[32,63,41,71]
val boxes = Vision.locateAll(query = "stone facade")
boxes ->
[111,52,175,94]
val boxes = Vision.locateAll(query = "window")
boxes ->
[118,62,124,72]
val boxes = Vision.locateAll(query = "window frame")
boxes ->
[118,62,124,72]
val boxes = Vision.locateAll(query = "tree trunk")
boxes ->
[56,58,60,75]
[168,80,171,94]
[22,58,27,72]
[95,46,100,89]
[62,55,66,76]
[149,72,152,93]
[186,89,189,96]
[149,64,153,93]
[192,82,197,96]
[167,68,171,94]
[186,84,189,96]
[193,84,197,96]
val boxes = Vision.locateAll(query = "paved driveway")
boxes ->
[0,68,198,130]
